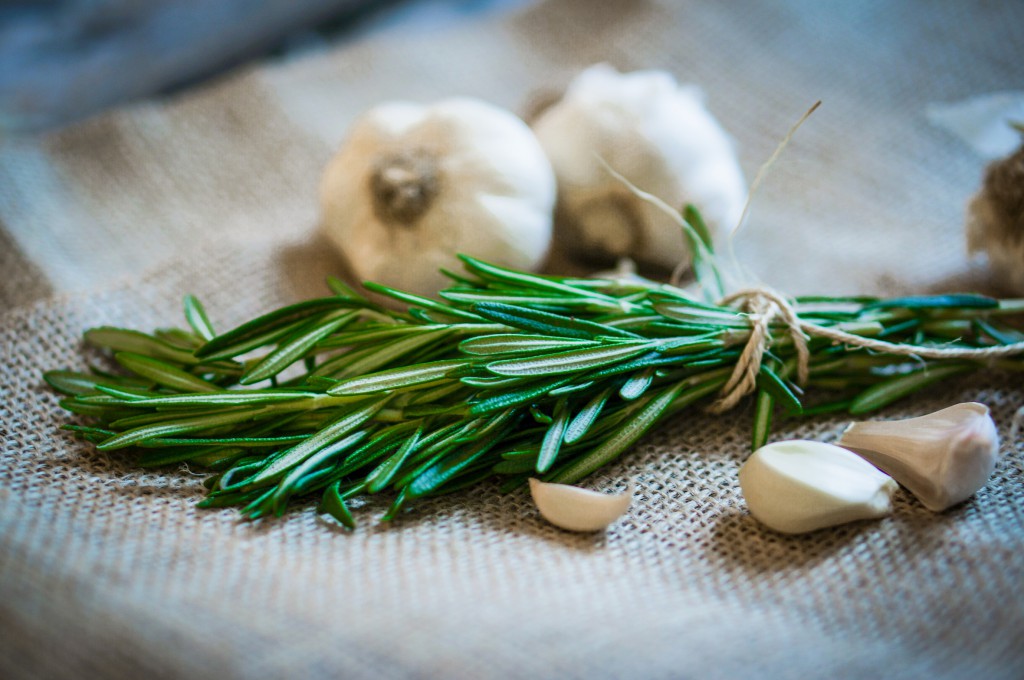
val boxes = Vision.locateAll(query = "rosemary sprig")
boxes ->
[46,236,1024,526]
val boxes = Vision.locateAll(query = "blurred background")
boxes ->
[0,0,530,133]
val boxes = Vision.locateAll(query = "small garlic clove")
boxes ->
[738,440,897,534]
[529,478,632,532]
[837,402,1001,512]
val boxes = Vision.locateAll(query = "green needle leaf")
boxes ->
[536,400,569,473]
[43,370,152,396]
[362,281,485,321]
[271,430,368,513]
[97,407,269,450]
[458,255,624,306]
[564,387,613,444]
[327,359,470,395]
[848,362,974,414]
[326,326,452,378]
[246,397,388,486]
[619,367,655,400]
[459,334,601,356]
[318,481,357,529]
[366,424,424,493]
[755,364,802,415]
[93,388,319,408]
[469,377,572,414]
[85,327,198,364]
[197,297,354,360]
[486,342,652,377]
[863,294,999,311]
[114,352,220,393]
[751,388,774,452]
[406,427,507,498]
[184,294,216,341]
[241,311,355,385]
[472,302,641,340]
[550,383,685,485]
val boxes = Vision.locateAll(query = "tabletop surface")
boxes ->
[2,1,1023,678]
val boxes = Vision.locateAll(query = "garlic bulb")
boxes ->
[838,402,1001,512]
[966,137,1024,294]
[529,478,632,532]
[531,63,746,270]
[320,97,556,298]
[738,440,897,534]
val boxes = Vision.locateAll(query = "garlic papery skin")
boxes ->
[837,402,1001,512]
[320,97,556,298]
[738,440,898,534]
[965,141,1024,294]
[529,478,632,532]
[531,63,746,270]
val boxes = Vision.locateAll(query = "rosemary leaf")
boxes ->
[113,352,220,393]
[472,302,641,340]
[848,362,975,414]
[184,294,216,341]
[366,424,424,493]
[245,397,388,486]
[486,342,654,377]
[564,387,614,444]
[751,388,774,452]
[197,297,354,361]
[536,400,570,473]
[318,481,357,528]
[327,359,470,395]
[241,311,355,385]
[550,382,686,485]
[459,334,601,356]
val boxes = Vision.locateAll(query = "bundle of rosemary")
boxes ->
[45,208,1024,527]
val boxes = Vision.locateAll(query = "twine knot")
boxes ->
[707,287,810,414]
[704,287,1024,415]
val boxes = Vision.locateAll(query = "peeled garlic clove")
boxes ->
[532,63,746,270]
[838,402,1001,512]
[739,440,897,534]
[529,478,632,532]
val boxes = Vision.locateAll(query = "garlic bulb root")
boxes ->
[369,148,440,225]
[738,440,897,534]
[529,478,632,532]
[532,63,746,271]
[320,98,556,298]
[838,402,1001,512]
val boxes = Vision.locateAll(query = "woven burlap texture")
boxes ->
[2,1,1023,677]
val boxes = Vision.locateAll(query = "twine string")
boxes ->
[708,286,1024,413]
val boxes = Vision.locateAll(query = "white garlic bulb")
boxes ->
[838,402,1001,512]
[532,63,746,270]
[529,478,632,532]
[966,140,1024,294]
[739,440,897,534]
[320,97,556,298]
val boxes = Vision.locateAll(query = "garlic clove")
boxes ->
[837,402,1001,512]
[738,440,898,534]
[529,478,632,532]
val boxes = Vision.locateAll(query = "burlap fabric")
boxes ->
[2,1,1023,677]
